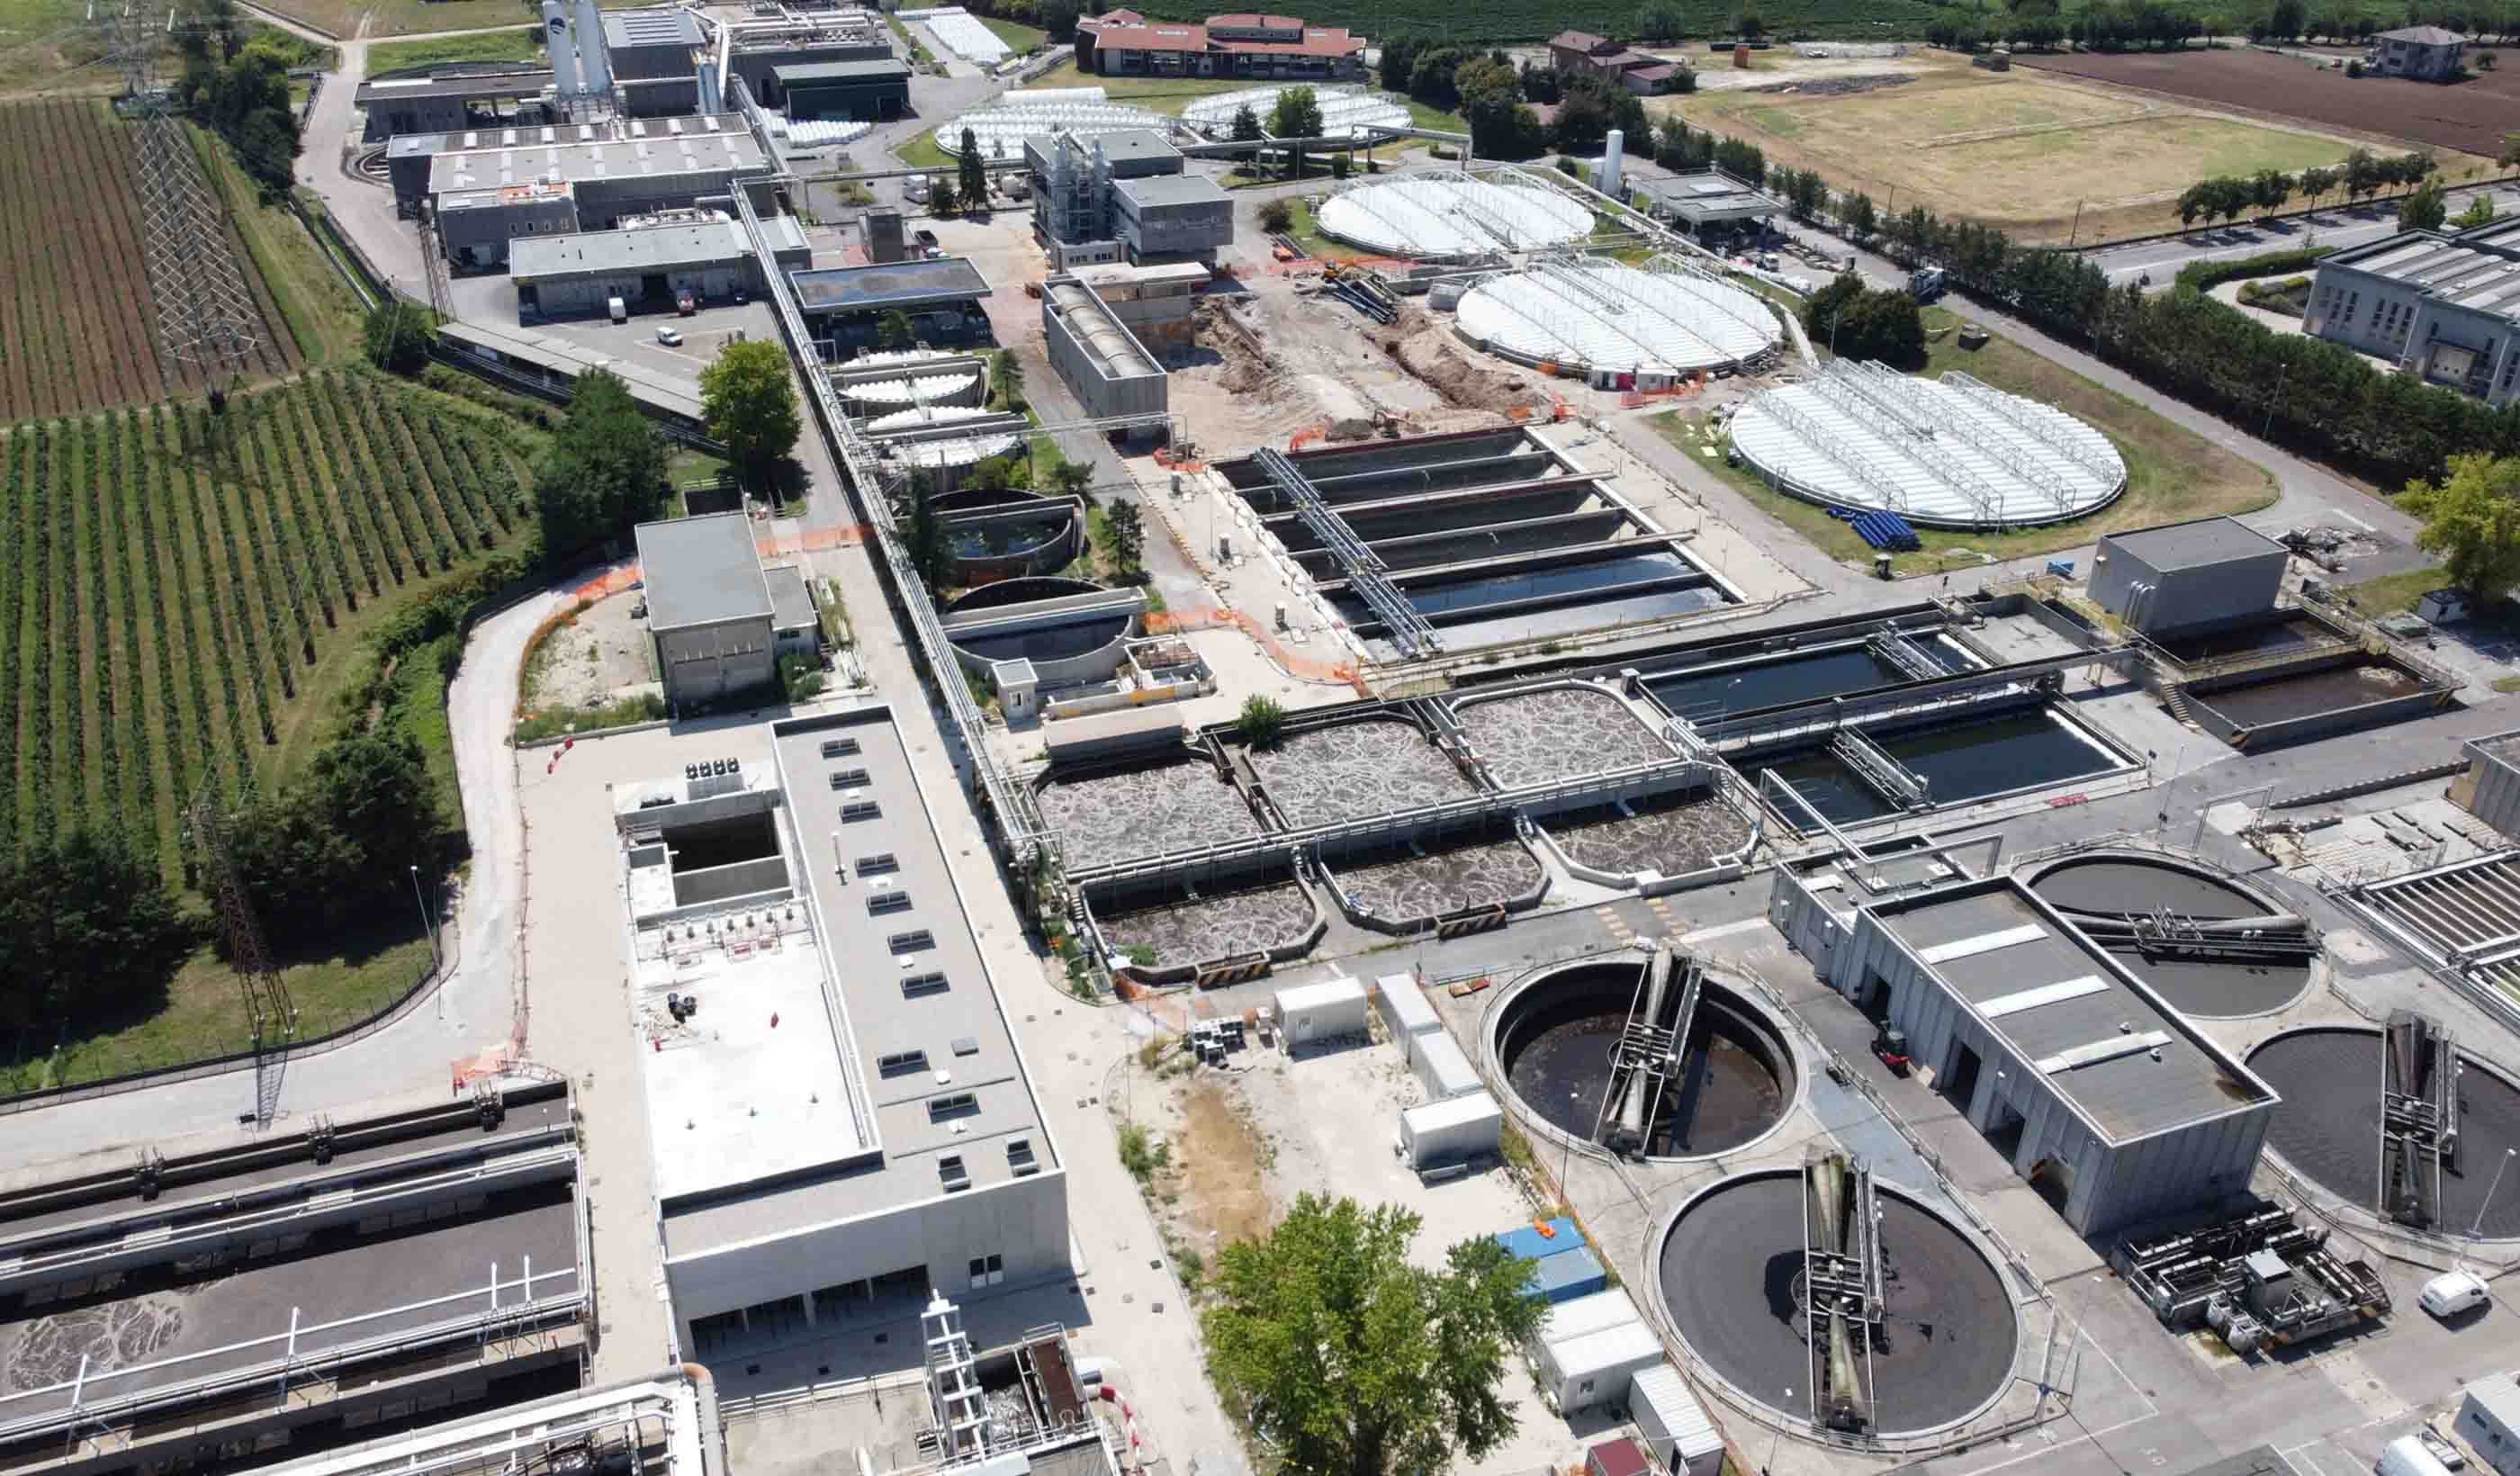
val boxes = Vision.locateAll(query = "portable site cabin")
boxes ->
[1272,977,1369,1045]
[1540,1320,1663,1411]
[1398,1092,1501,1169]
[1527,1246,1608,1303]
[1413,1030,1482,1102]
[1374,972,1442,1040]
[1630,1364,1726,1476]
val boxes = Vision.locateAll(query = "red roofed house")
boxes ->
[1550,30,1688,93]
[1075,9,1366,79]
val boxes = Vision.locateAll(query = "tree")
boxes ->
[1047,459,1094,499]
[700,339,803,483]
[1380,35,1419,93]
[2399,174,2449,231]
[1202,1195,1544,1476]
[1104,500,1146,574]
[2251,167,2293,213]
[1040,0,1080,41]
[958,128,989,211]
[1841,189,1878,238]
[2344,147,2381,202]
[932,176,961,215]
[1237,693,1287,748]
[310,732,434,871]
[2270,0,2307,32]
[1636,0,1686,40]
[1258,196,1295,234]
[0,831,195,1039]
[906,481,953,590]
[532,370,668,556]
[988,347,1026,410]
[1231,103,1264,144]
[1736,1,1766,36]
[878,309,916,350]
[2298,163,2336,210]
[362,301,434,374]
[2403,454,2520,598]
[1272,85,1324,142]
[2452,191,2502,230]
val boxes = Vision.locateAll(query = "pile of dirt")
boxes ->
[1746,71,1914,97]
[1195,297,1285,400]
[1372,304,1546,418]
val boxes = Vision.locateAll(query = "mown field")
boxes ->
[0,100,302,419]
[364,24,543,72]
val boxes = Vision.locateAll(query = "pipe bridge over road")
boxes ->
[1253,446,1444,660]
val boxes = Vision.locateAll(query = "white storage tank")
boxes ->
[1539,1320,1662,1412]
[1629,1364,1725,1476]
[1374,973,1441,1041]
[1413,1029,1481,1101]
[1273,977,1369,1046]
[1397,1091,1501,1169]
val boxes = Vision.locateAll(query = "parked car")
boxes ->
[2418,1269,2489,1319]
[654,326,684,346]
[607,294,627,324]
[2416,1426,2467,1471]
[914,228,939,248]
[2379,1434,2461,1476]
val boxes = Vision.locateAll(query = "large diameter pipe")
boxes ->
[1616,945,1675,1143]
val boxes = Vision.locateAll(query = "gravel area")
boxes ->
[1037,759,1261,868]
[1456,685,1672,789]
[1250,719,1479,828]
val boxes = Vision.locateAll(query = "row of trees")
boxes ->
[1651,114,1767,186]
[2174,151,2438,227]
[1376,39,1666,160]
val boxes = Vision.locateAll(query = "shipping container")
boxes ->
[1526,1246,1607,1303]
[1374,972,1442,1041]
[1413,1029,1481,1101]
[1495,1216,1579,1262]
[1398,1091,1501,1169]
[1272,977,1369,1046]
[1630,1364,1725,1476]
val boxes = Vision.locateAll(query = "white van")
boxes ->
[2419,1269,2489,1319]
[2378,1434,2458,1476]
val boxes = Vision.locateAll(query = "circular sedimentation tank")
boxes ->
[2248,1027,2520,1238]
[933,489,1082,577]
[1487,957,1796,1159]
[1314,176,1595,258]
[2026,852,2313,1018]
[1453,261,1781,376]
[941,576,1132,669]
[933,99,1177,158]
[1181,85,1410,140]
[1729,363,2125,529]
[1654,1170,2019,1436]
[867,406,1025,472]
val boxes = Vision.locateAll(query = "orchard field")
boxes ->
[0,371,526,882]
[0,100,301,420]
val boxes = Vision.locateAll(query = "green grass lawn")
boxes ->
[893,126,952,170]
[366,25,542,73]
[981,15,1047,53]
[2339,565,2449,616]
[1660,306,2280,578]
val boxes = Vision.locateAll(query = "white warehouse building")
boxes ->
[2305,217,2520,407]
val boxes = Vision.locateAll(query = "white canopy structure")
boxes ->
[1181,85,1411,140]
[934,98,1177,158]
[1313,177,1594,257]
[1453,259,1780,374]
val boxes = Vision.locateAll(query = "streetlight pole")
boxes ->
[1560,1088,1580,1206]
[2262,359,2290,440]
[1764,1389,1792,1474]
[2470,1147,2517,1241]
[410,864,439,971]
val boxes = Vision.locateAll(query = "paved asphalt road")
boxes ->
[2082,183,2520,285]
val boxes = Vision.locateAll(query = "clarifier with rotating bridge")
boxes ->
[2027,851,2315,1018]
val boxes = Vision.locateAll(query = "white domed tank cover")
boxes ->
[868,405,1026,470]
[850,372,983,407]
[1454,260,1780,375]
[1313,177,1595,258]
[934,99,1175,158]
[1728,361,2126,528]
[1181,85,1410,140]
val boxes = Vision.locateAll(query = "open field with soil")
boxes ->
[1660,51,2422,242]
[2019,46,2520,165]
[1657,304,2277,576]
[0,101,300,419]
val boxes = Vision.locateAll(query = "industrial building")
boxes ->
[251,1373,723,1476]
[439,318,707,427]
[598,5,706,112]
[1042,272,1170,419]
[1640,167,1785,239]
[624,707,1070,1358]
[2089,516,2289,637]
[2304,217,2520,405]
[2454,727,2520,841]
[0,1083,586,1476]
[770,57,911,119]
[634,512,784,709]
[1028,129,1233,267]
[1070,260,1205,350]
[356,63,556,143]
[790,257,994,354]
[2458,1373,2520,1476]
[1768,869,2278,1236]
[1072,8,1368,80]
[508,209,807,318]
[724,10,893,103]
[419,114,772,266]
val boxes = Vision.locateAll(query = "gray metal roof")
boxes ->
[634,514,773,632]
[602,6,706,50]
[662,711,1055,1256]
[2468,1372,2520,1433]
[508,215,805,277]
[2101,516,2283,572]
[357,67,554,104]
[1872,879,2275,1143]
[1094,128,1181,165]
[2378,23,2463,41]
[428,114,764,194]
[790,256,991,313]
[2322,219,2520,322]
[763,563,816,632]
[773,57,913,82]
[1115,173,1230,209]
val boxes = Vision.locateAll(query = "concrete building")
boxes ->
[0,1084,586,1476]
[1642,168,1784,239]
[2369,22,2466,77]
[357,64,556,143]
[2453,727,2520,841]
[252,1373,724,1476]
[1027,130,1229,266]
[635,512,779,708]
[439,318,707,427]
[2089,516,2289,637]
[422,114,771,266]
[1769,869,2277,1236]
[1545,31,1683,93]
[1043,272,1169,420]
[2458,1372,2520,1476]
[1074,9,1365,79]
[600,5,705,78]
[623,707,1070,1357]
[726,27,892,105]
[764,562,822,662]
[792,256,994,354]
[770,57,911,119]
[1112,174,1234,265]
[508,210,808,318]
[2304,218,2520,405]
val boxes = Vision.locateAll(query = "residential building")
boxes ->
[1549,29,1687,93]
[2304,217,2520,406]
[2368,23,2465,79]
[1074,9,1365,80]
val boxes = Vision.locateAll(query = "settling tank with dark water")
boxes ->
[1742,706,2126,827]
[1492,957,1795,1158]
[2028,853,2312,1018]
[2248,1027,2520,1239]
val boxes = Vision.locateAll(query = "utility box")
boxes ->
[1397,1091,1501,1169]
[2090,517,2289,638]
[1272,977,1368,1046]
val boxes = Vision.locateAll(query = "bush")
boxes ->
[1258,196,1295,234]
[362,301,435,374]
[1118,1121,1169,1183]
[1238,693,1287,748]
[2174,245,2334,292]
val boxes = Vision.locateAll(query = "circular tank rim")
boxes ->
[1729,391,2128,532]
[1645,1166,2026,1442]
[1480,949,1803,1168]
[2021,849,2317,1021]
[942,574,1104,615]
[1311,178,1595,260]
[1450,266,1784,378]
[2246,1023,2520,1246]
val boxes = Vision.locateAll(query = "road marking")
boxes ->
[1964,1412,2159,1474]
[1680,917,1768,944]
[2325,508,2374,533]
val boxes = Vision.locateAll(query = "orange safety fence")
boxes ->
[1145,605,1367,695]
[754,523,873,559]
